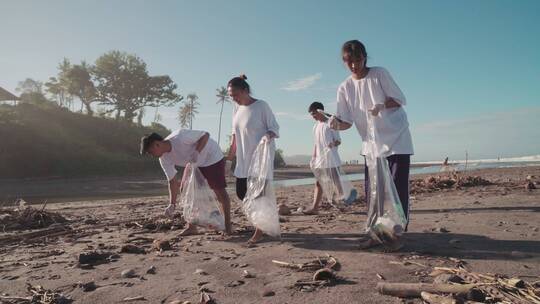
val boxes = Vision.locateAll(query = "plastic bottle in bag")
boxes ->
[242,140,281,237]
[179,163,226,231]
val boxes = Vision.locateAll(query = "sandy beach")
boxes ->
[1,165,539,303]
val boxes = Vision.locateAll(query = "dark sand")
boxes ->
[1,166,539,303]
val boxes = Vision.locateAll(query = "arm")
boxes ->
[227,134,236,161]
[168,177,180,206]
[385,98,401,108]
[332,86,354,130]
[330,118,352,131]
[195,132,209,153]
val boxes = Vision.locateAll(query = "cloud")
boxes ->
[281,73,322,91]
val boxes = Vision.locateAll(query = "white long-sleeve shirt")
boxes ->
[232,99,280,178]
[336,66,414,156]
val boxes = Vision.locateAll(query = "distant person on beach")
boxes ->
[140,130,232,235]
[303,101,357,215]
[226,74,280,244]
[330,40,414,251]
[440,157,456,173]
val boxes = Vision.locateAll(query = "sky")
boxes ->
[1,0,539,162]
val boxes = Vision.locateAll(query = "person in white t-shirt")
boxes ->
[330,40,413,251]
[140,129,232,235]
[226,74,280,244]
[304,101,357,215]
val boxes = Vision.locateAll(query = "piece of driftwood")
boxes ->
[376,282,476,298]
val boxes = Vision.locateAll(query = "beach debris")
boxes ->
[433,273,464,284]
[0,204,69,231]
[226,280,245,287]
[125,215,185,231]
[429,267,540,303]
[410,174,493,194]
[199,291,213,304]
[420,291,460,304]
[376,273,386,280]
[242,270,255,278]
[526,181,536,191]
[433,226,450,233]
[121,269,137,278]
[262,289,275,297]
[313,268,335,281]
[77,281,97,292]
[377,282,476,298]
[122,295,146,302]
[77,250,114,265]
[152,239,171,251]
[0,283,72,304]
[120,244,146,254]
[277,203,291,216]
[146,265,157,274]
[272,255,339,271]
[194,269,208,275]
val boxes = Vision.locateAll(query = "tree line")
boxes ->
[11,50,285,166]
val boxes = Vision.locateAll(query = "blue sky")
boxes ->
[1,0,539,162]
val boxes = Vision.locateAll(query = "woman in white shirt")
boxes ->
[330,40,413,250]
[226,75,280,244]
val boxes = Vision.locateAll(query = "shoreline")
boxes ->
[1,164,538,205]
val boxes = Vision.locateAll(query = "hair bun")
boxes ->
[239,74,247,80]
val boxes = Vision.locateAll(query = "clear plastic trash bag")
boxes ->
[179,163,225,231]
[363,110,408,243]
[310,147,357,205]
[243,140,281,237]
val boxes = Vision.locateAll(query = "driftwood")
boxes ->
[272,255,339,271]
[376,282,476,298]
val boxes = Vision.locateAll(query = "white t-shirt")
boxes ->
[336,67,414,156]
[159,129,224,181]
[232,99,280,178]
[313,121,341,168]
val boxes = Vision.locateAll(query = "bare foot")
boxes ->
[358,238,382,250]
[247,228,264,245]
[178,224,198,236]
[302,208,319,215]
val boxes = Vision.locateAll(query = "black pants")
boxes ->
[364,154,411,223]
[236,178,247,200]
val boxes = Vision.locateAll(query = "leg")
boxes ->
[331,168,344,198]
[236,178,247,200]
[387,155,411,227]
[199,159,231,234]
[247,228,264,244]
[179,223,198,236]
[304,182,322,215]
[235,178,262,243]
[213,188,232,234]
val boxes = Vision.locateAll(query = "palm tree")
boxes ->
[178,93,199,129]
[185,93,199,129]
[215,86,230,146]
